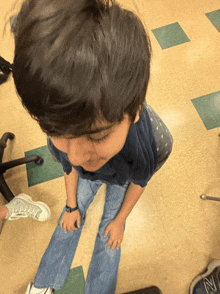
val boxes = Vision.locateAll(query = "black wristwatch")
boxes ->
[65,204,78,213]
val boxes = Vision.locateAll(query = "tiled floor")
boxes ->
[152,22,190,50]
[0,0,220,294]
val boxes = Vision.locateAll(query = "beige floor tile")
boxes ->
[0,0,220,293]
[0,218,37,294]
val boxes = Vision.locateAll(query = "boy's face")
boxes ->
[50,109,141,172]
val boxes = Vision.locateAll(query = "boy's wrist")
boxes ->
[67,201,77,208]
[114,215,126,225]
[65,204,78,213]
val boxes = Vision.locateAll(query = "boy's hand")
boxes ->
[104,219,124,251]
[60,210,81,233]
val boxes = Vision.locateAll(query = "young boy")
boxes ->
[11,0,173,293]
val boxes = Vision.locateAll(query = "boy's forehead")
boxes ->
[91,110,127,133]
[93,118,118,132]
[88,120,121,136]
[61,109,128,139]
[63,116,121,139]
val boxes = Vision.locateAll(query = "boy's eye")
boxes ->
[87,134,108,144]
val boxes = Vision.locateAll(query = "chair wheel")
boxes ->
[34,158,44,165]
[7,132,15,140]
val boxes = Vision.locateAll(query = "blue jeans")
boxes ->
[34,177,130,293]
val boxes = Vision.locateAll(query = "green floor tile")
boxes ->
[191,90,220,130]
[25,145,64,187]
[206,9,220,32]
[152,22,190,50]
[54,266,85,294]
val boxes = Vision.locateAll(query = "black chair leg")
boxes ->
[0,175,15,202]
[0,132,14,162]
[0,132,44,203]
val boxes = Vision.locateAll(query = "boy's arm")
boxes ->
[61,168,81,233]
[104,182,146,250]
[64,168,79,207]
[115,182,146,224]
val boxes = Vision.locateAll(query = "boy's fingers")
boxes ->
[117,240,121,249]
[105,237,113,247]
[111,245,115,251]
[111,241,117,251]
[104,229,109,238]
[63,224,67,233]
[105,240,111,246]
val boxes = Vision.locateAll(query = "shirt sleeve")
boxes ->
[47,136,73,175]
[131,174,150,188]
[129,148,157,188]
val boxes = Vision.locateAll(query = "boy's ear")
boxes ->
[133,105,142,124]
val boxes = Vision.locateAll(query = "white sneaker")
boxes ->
[5,194,51,221]
[25,282,53,293]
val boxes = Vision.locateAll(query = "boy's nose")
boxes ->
[67,148,98,166]
[68,153,97,166]
[67,138,97,166]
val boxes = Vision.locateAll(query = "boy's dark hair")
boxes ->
[12,0,152,138]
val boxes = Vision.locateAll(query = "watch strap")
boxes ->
[65,204,78,213]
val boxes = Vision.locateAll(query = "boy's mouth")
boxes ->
[83,158,106,171]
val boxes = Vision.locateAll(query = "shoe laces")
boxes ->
[10,199,42,219]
